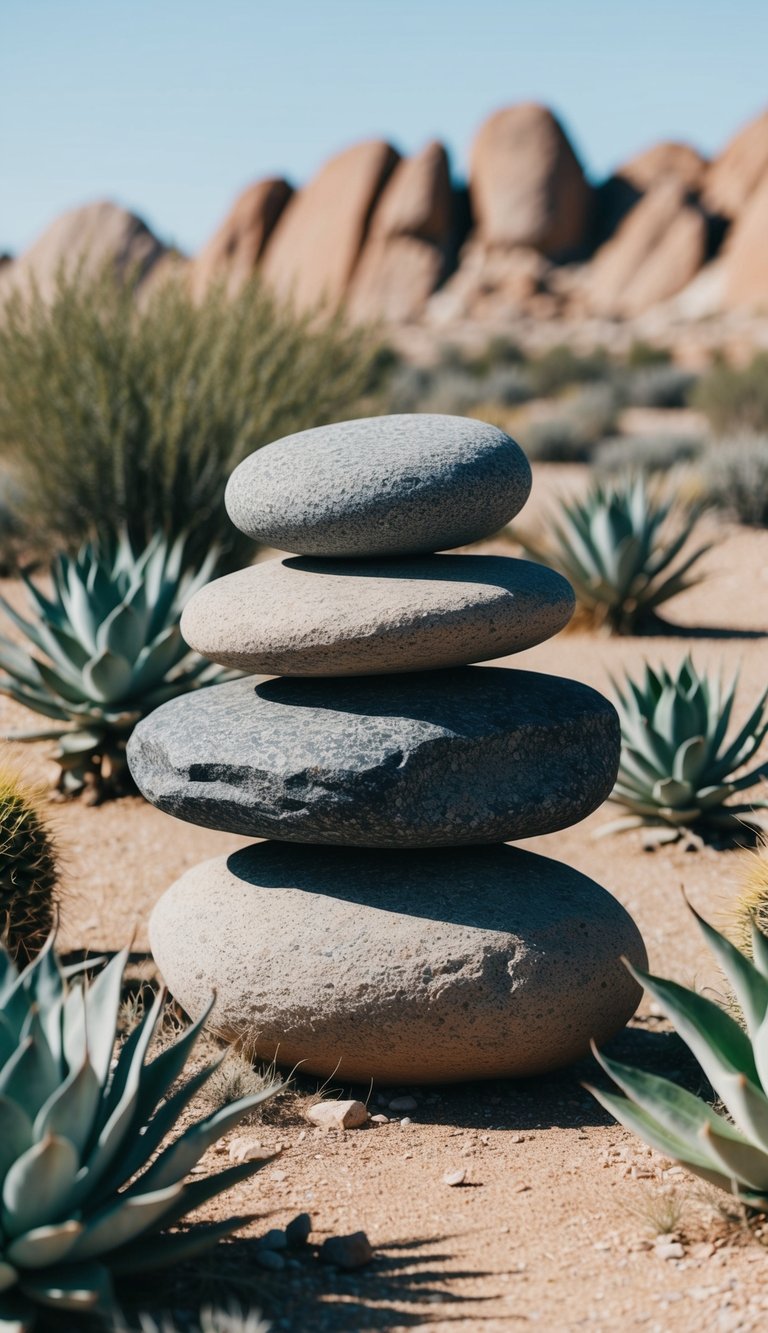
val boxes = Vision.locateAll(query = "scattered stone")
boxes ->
[399,1117,413,1127]
[443,1169,467,1186]
[180,554,575,677]
[370,1114,389,1125]
[148,841,645,1083]
[256,1228,287,1252]
[228,1136,267,1163]
[129,667,620,847]
[306,1099,368,1130]
[225,414,531,557]
[285,1213,312,1247]
[255,1249,285,1272]
[388,1096,418,1112]
[655,1241,685,1261]
[319,1232,374,1270]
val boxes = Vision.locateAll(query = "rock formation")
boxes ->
[723,176,768,311]
[260,139,399,311]
[0,200,167,304]
[703,107,768,219]
[128,413,646,1084]
[189,178,293,299]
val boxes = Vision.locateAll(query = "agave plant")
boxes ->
[0,936,279,1329]
[605,657,768,845]
[589,903,768,1210]
[519,475,707,633]
[0,532,225,801]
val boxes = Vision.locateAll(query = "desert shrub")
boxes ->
[522,384,620,463]
[607,657,768,845]
[622,364,698,409]
[696,434,768,526]
[590,902,768,1210]
[692,352,768,435]
[0,530,226,800]
[519,475,707,633]
[625,340,672,368]
[528,343,613,397]
[387,360,532,416]
[0,266,383,570]
[0,938,279,1327]
[595,434,704,475]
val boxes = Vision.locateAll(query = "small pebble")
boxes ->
[443,1169,467,1187]
[400,1117,413,1127]
[388,1095,418,1112]
[255,1249,285,1272]
[228,1136,267,1163]
[256,1228,287,1252]
[306,1099,368,1130]
[655,1241,685,1261]
[286,1213,312,1247]
[319,1231,374,1270]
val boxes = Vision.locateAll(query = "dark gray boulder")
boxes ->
[128,666,619,847]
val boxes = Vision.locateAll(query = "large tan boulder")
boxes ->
[617,140,707,193]
[587,177,707,317]
[704,107,768,218]
[261,139,399,311]
[723,176,768,310]
[190,178,292,298]
[469,103,592,257]
[0,200,167,303]
[347,141,453,322]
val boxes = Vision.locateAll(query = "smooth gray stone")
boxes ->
[180,554,575,676]
[127,667,619,847]
[150,842,646,1083]
[224,414,532,556]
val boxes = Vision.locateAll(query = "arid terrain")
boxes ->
[2,464,766,1332]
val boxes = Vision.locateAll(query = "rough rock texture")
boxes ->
[0,200,167,304]
[347,141,453,322]
[127,667,620,847]
[587,178,708,317]
[723,177,768,311]
[260,139,399,311]
[225,414,531,557]
[189,178,293,298]
[181,554,575,676]
[427,241,551,325]
[617,141,708,194]
[149,842,646,1082]
[703,107,768,219]
[469,103,592,258]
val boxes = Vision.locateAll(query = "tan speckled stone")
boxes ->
[181,554,574,676]
[149,842,646,1084]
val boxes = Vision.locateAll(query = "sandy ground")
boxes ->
[2,464,768,1331]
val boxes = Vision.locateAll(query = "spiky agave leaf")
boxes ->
[0,532,228,801]
[519,474,707,634]
[603,656,768,844]
[0,936,281,1328]
[587,905,768,1209]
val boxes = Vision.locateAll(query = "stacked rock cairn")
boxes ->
[129,414,647,1084]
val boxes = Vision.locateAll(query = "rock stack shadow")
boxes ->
[128,412,647,1085]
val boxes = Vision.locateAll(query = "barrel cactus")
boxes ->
[0,532,225,801]
[589,904,768,1209]
[729,840,768,956]
[0,762,58,965]
[0,937,279,1328]
[605,657,768,846]
[519,475,707,634]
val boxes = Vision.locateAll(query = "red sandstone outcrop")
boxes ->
[0,200,166,303]
[723,176,768,310]
[587,178,708,318]
[260,140,399,311]
[347,141,453,322]
[190,178,292,298]
[469,103,592,257]
[617,141,707,193]
[703,106,768,218]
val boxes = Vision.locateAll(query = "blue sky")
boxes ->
[3,0,768,256]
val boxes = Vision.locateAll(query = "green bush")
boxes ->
[692,353,768,435]
[621,365,697,409]
[522,384,620,463]
[697,434,768,526]
[528,344,613,397]
[0,266,383,570]
[625,340,672,369]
